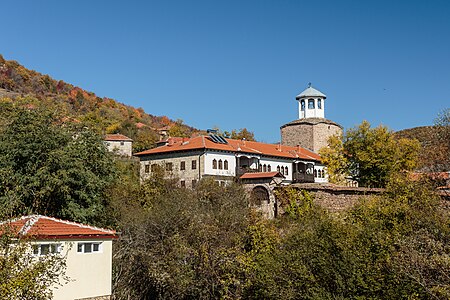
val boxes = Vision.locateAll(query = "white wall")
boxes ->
[45,239,113,300]
[204,152,236,177]
[298,97,325,119]
[259,157,292,182]
[314,164,328,183]
[105,140,132,157]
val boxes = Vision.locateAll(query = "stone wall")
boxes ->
[76,296,110,300]
[281,122,314,151]
[311,122,343,153]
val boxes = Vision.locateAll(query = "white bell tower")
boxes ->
[296,83,326,119]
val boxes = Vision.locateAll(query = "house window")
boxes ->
[308,99,314,109]
[192,160,197,170]
[314,169,318,177]
[180,180,185,188]
[268,165,271,172]
[301,100,305,111]
[33,243,61,256]
[165,162,173,171]
[212,159,217,169]
[224,160,228,170]
[321,170,325,178]
[180,161,185,170]
[285,167,289,175]
[258,164,262,172]
[218,160,223,170]
[120,141,124,146]
[151,164,157,172]
[144,164,150,173]
[77,242,101,254]
[281,166,285,174]
[277,166,280,172]
[263,164,267,172]
[318,99,322,109]
[192,179,197,187]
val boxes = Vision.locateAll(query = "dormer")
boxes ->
[296,83,326,119]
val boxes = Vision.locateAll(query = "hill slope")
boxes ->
[0,54,200,152]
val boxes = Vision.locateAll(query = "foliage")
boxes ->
[0,232,67,300]
[215,127,256,141]
[0,103,117,225]
[320,120,420,187]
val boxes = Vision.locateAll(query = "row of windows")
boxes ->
[212,159,229,170]
[300,98,322,111]
[314,169,325,178]
[33,242,102,256]
[144,160,197,173]
[258,164,289,176]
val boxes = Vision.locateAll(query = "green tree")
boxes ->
[0,232,67,300]
[0,104,117,225]
[320,120,420,187]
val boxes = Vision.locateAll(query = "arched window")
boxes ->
[281,166,285,174]
[300,100,305,111]
[318,99,322,109]
[268,165,271,172]
[277,166,280,172]
[224,160,228,170]
[218,159,223,170]
[308,99,315,109]
[258,164,262,172]
[285,167,289,175]
[212,159,217,169]
[314,169,317,177]
[321,170,325,178]
[263,164,267,172]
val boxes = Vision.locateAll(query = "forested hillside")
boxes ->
[0,54,200,152]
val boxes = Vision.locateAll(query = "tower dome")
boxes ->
[296,83,326,119]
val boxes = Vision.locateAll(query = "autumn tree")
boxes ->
[320,121,420,187]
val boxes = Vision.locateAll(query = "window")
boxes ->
[301,100,305,111]
[224,160,228,170]
[144,164,150,173]
[212,159,217,169]
[308,99,315,109]
[180,161,185,170]
[120,141,124,146]
[277,166,280,172]
[218,159,223,170]
[263,164,267,172]
[180,180,185,188]
[318,99,322,109]
[314,169,318,177]
[321,170,325,178]
[285,167,289,175]
[33,243,61,256]
[77,242,101,254]
[281,166,285,174]
[192,179,197,187]
[151,164,157,172]
[192,160,197,170]
[268,165,271,172]
[258,164,262,172]
[165,162,173,171]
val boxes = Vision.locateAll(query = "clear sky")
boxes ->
[2,0,449,142]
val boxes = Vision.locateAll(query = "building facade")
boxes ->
[104,134,133,157]
[1,215,117,300]
[281,84,343,153]
[135,135,327,187]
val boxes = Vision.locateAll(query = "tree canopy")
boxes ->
[320,121,420,187]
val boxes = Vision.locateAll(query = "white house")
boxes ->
[104,134,133,157]
[135,135,327,188]
[2,215,117,300]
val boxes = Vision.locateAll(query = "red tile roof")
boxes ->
[240,172,285,179]
[135,136,321,161]
[104,134,133,141]
[0,215,117,240]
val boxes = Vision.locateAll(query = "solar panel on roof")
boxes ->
[217,135,228,144]
[209,134,220,143]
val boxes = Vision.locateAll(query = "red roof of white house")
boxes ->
[135,136,321,161]
[104,134,133,142]
[0,215,117,240]
[240,172,285,179]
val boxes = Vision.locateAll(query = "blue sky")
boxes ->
[2,0,450,142]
